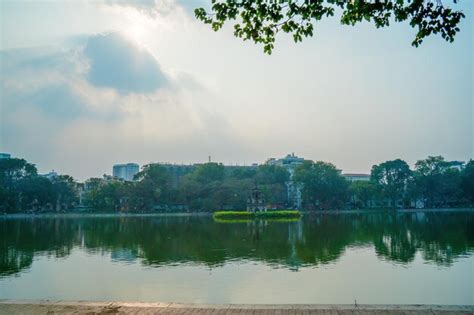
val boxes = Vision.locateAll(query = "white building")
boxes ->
[113,163,139,181]
[447,161,465,171]
[266,153,306,209]
[0,153,11,159]
[41,170,59,180]
[343,173,370,182]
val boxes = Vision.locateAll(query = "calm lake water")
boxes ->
[0,211,473,305]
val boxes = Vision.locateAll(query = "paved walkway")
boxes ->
[0,301,472,315]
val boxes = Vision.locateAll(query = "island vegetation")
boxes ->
[0,155,473,214]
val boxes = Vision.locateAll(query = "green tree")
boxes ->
[255,164,289,184]
[370,159,412,208]
[294,160,349,210]
[254,164,289,205]
[460,160,474,204]
[0,158,37,188]
[0,158,38,212]
[412,156,463,208]
[131,164,174,211]
[85,180,127,212]
[51,175,79,211]
[349,181,378,209]
[189,162,226,184]
[227,166,257,179]
[195,0,465,54]
[16,176,55,211]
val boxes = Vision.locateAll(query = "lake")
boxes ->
[0,211,473,305]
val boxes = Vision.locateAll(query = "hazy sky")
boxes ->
[1,0,472,180]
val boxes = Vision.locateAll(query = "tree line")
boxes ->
[0,155,473,213]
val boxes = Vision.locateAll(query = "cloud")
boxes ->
[0,33,245,179]
[101,0,178,17]
[84,32,167,94]
[103,0,157,12]
[99,0,210,19]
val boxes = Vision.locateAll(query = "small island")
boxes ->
[213,185,301,221]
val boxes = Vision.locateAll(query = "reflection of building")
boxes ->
[287,220,304,271]
[0,153,11,159]
[343,173,370,182]
[266,153,305,209]
[111,249,138,262]
[113,163,139,181]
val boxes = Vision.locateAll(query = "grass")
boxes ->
[214,217,301,224]
[213,210,301,220]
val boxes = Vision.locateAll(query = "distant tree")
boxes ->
[189,162,226,184]
[294,160,349,210]
[227,166,257,179]
[0,158,37,188]
[255,164,289,184]
[195,0,465,54]
[16,176,55,211]
[412,156,463,207]
[460,160,474,203]
[349,180,378,209]
[254,164,289,206]
[371,159,412,208]
[0,158,38,212]
[132,164,174,211]
[51,175,79,211]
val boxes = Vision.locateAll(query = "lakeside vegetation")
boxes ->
[1,155,473,213]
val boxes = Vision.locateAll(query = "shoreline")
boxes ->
[1,208,473,219]
[0,300,472,314]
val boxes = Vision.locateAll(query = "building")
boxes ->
[343,173,370,182]
[41,170,58,180]
[0,153,11,159]
[266,153,305,176]
[266,153,306,209]
[447,161,465,171]
[113,163,139,181]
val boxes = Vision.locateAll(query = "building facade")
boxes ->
[113,163,140,181]
[266,153,306,209]
[0,153,11,159]
[342,173,370,182]
[41,170,58,181]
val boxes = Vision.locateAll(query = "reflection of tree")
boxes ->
[0,248,33,277]
[1,212,473,277]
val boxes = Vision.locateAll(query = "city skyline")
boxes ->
[2,150,469,183]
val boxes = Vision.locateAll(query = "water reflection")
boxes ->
[1,212,473,278]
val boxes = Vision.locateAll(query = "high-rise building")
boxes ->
[0,153,11,159]
[113,163,139,181]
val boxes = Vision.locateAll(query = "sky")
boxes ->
[0,0,472,181]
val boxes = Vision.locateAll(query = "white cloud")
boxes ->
[1,0,472,179]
